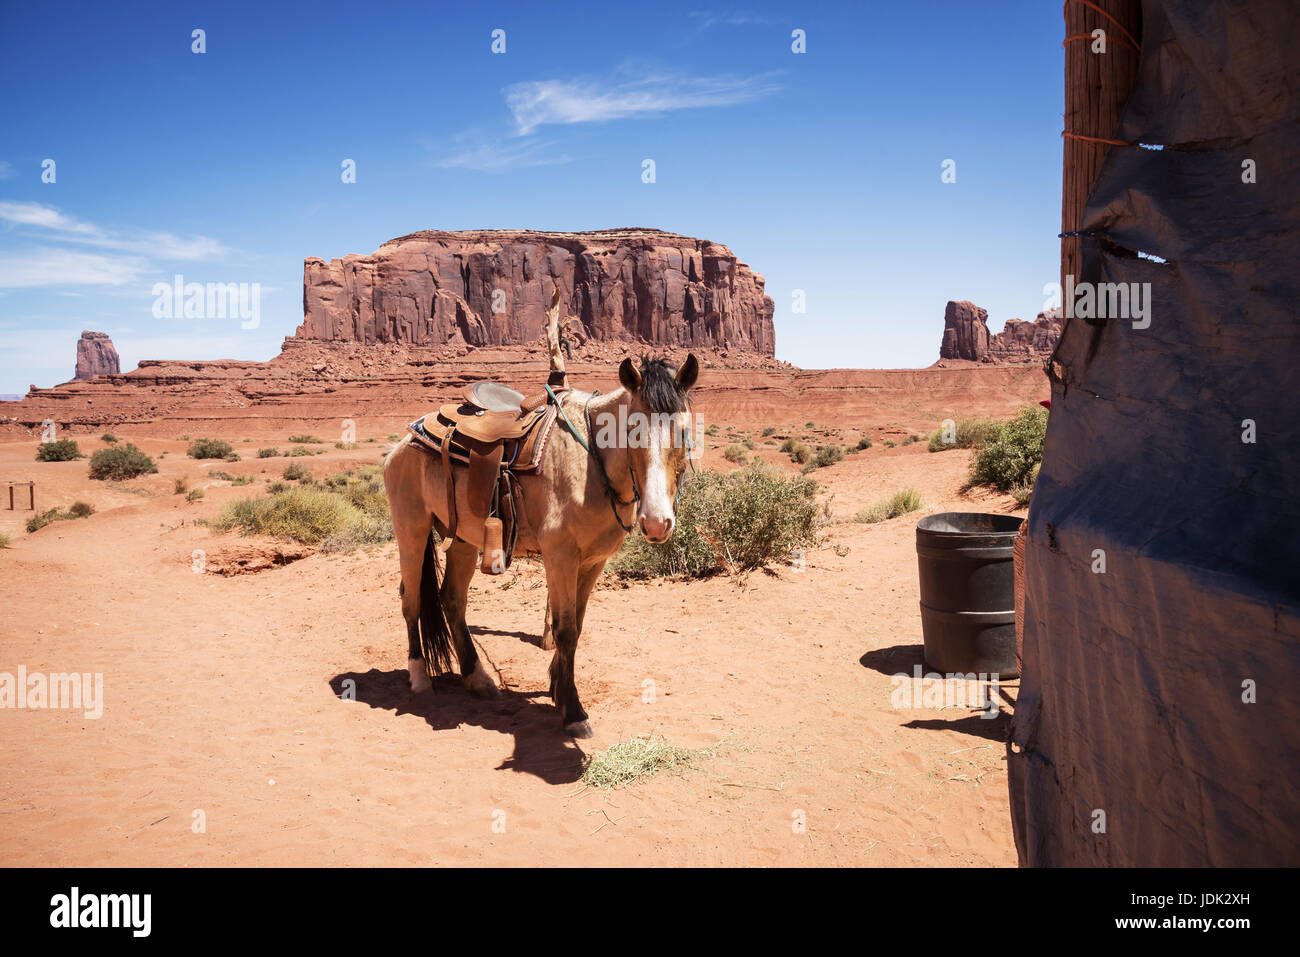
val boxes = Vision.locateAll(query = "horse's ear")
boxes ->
[618,357,641,392]
[677,353,699,391]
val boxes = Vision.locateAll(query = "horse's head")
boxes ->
[617,353,699,544]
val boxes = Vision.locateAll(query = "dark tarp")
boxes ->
[1009,0,1300,866]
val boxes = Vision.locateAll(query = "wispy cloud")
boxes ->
[434,135,572,172]
[0,201,228,288]
[504,70,781,135]
[0,201,228,260]
[0,248,150,288]
[688,10,780,29]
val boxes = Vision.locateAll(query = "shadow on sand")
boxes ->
[859,643,1014,743]
[328,668,587,785]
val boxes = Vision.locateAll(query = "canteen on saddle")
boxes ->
[407,377,564,575]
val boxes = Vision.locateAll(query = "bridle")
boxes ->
[546,384,695,535]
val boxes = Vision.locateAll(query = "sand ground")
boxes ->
[0,419,1030,867]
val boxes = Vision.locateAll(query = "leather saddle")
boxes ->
[407,377,564,574]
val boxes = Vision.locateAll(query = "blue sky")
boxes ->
[0,0,1064,394]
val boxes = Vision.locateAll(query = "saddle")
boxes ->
[408,372,566,575]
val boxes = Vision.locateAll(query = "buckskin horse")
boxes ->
[382,337,699,738]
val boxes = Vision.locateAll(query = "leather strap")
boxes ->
[441,424,458,543]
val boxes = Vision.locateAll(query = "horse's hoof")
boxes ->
[564,719,594,739]
[463,668,501,699]
[408,658,432,694]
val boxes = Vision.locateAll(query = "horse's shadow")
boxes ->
[328,668,587,785]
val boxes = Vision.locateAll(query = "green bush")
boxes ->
[174,478,188,494]
[257,447,280,458]
[288,434,323,444]
[35,439,82,462]
[187,438,234,460]
[856,436,872,450]
[902,434,921,446]
[811,445,845,469]
[100,433,118,444]
[283,463,311,481]
[212,468,392,552]
[928,417,1000,453]
[608,462,821,579]
[0,532,9,548]
[722,444,749,465]
[26,502,94,532]
[761,427,776,437]
[855,488,923,524]
[89,443,157,480]
[186,488,206,502]
[968,406,1049,492]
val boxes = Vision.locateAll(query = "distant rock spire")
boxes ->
[75,331,120,380]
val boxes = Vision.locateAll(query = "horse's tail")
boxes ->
[418,532,455,674]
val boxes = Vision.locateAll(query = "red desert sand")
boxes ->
[0,360,1045,866]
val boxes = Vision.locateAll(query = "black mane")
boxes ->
[639,357,689,414]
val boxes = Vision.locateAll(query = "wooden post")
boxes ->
[7,484,12,511]
[544,288,567,389]
[1061,0,1143,295]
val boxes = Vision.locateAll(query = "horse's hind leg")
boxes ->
[442,540,500,698]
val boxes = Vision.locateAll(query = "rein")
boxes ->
[547,384,638,533]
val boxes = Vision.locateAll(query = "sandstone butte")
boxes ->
[937,300,1062,365]
[1,231,1053,436]
[74,331,120,380]
[298,228,775,355]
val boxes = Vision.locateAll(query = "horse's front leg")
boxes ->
[545,557,603,738]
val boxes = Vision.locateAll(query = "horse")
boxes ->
[382,353,700,737]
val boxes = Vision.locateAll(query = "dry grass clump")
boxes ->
[580,736,707,789]
[212,465,391,552]
[854,488,923,524]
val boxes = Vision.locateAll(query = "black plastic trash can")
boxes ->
[915,512,1023,677]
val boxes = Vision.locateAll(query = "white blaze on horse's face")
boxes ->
[618,355,699,545]
[636,410,691,543]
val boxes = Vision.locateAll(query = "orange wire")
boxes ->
[1063,0,1141,51]
[1062,131,1133,146]
[1063,31,1140,54]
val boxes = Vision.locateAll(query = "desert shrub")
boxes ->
[212,469,392,551]
[26,503,94,532]
[283,463,311,481]
[100,433,118,444]
[186,488,205,502]
[1010,485,1033,507]
[208,470,235,481]
[883,439,897,448]
[289,446,317,457]
[187,438,233,460]
[855,488,923,524]
[222,452,239,462]
[289,434,323,444]
[0,533,8,548]
[968,406,1048,492]
[174,478,188,494]
[856,436,872,450]
[35,439,82,462]
[89,443,157,480]
[903,434,921,446]
[334,441,359,450]
[257,447,280,458]
[928,417,1000,453]
[267,481,288,494]
[386,433,400,442]
[740,435,756,450]
[778,437,797,452]
[27,509,60,533]
[761,427,776,437]
[608,462,821,579]
[811,444,845,469]
[722,444,748,465]
[805,421,815,428]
